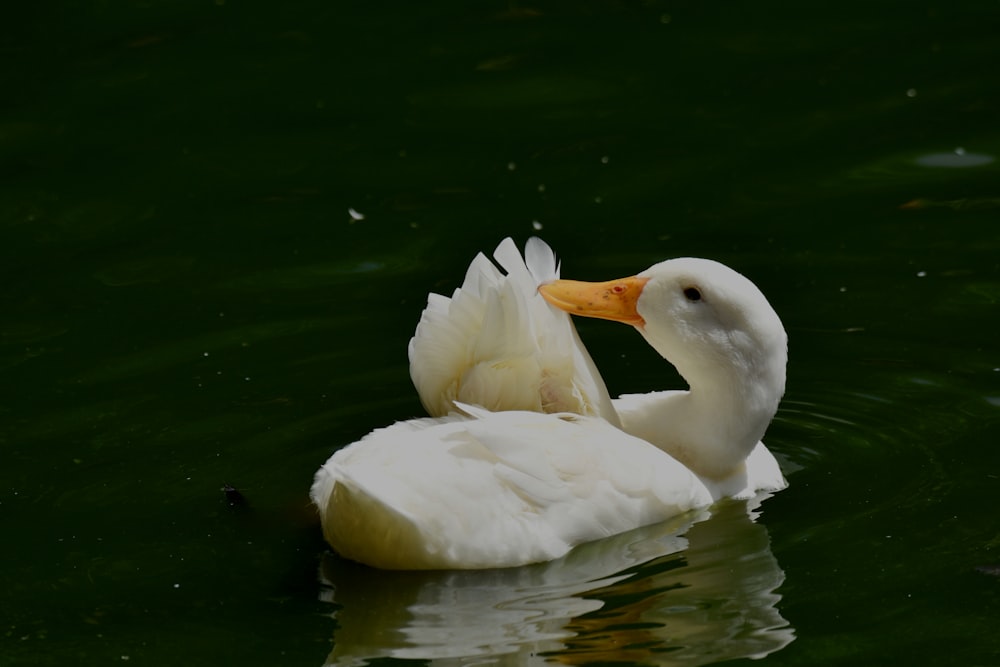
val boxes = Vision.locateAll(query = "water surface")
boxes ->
[3,1,1000,665]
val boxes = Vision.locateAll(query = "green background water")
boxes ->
[3,1,1000,664]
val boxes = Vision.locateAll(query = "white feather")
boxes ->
[311,406,710,570]
[408,237,618,424]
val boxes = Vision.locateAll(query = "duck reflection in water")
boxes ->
[317,497,794,666]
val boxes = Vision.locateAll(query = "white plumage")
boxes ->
[407,238,619,424]
[311,238,788,569]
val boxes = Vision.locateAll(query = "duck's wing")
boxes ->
[310,406,711,570]
[408,238,619,425]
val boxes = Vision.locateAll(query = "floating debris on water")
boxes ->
[915,148,995,168]
[900,197,1000,211]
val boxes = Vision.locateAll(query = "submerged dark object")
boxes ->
[222,483,250,509]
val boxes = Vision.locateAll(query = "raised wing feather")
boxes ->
[408,237,619,425]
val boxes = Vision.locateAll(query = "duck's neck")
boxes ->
[621,356,784,482]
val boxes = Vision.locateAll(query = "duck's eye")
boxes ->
[683,287,702,302]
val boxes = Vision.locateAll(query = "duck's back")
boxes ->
[310,406,712,570]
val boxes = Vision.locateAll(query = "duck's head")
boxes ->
[539,257,787,402]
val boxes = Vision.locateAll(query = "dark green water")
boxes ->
[3,1,1000,665]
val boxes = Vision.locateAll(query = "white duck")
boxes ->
[311,238,787,570]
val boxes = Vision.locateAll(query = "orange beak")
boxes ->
[539,276,649,327]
